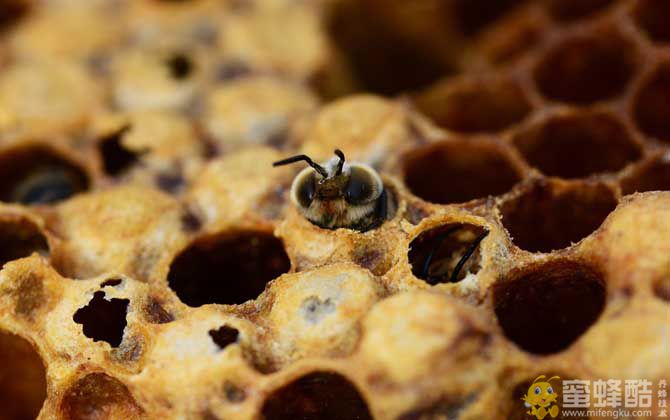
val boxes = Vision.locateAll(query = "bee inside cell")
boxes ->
[273,149,392,232]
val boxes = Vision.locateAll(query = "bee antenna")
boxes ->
[273,154,328,178]
[450,230,489,282]
[421,225,462,281]
[334,149,345,176]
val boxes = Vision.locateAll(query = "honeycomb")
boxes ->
[0,1,668,419]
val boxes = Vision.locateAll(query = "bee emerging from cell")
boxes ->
[273,149,390,232]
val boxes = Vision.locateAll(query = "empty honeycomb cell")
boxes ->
[545,0,615,22]
[0,330,47,420]
[98,126,140,177]
[60,372,143,420]
[493,259,606,354]
[260,371,373,420]
[408,223,489,284]
[501,181,618,253]
[73,291,129,348]
[512,112,642,179]
[471,6,547,66]
[208,325,239,350]
[415,76,532,133]
[403,138,524,204]
[534,30,637,105]
[633,62,670,142]
[325,0,455,96]
[0,145,89,205]
[0,216,48,267]
[633,0,670,43]
[167,230,291,307]
[621,154,670,194]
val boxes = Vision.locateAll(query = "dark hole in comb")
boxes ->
[0,217,49,268]
[0,145,89,205]
[403,139,523,204]
[208,325,239,350]
[415,77,531,133]
[261,371,372,420]
[324,0,455,96]
[73,291,129,348]
[166,53,194,80]
[98,126,142,176]
[493,259,605,354]
[168,230,290,307]
[534,31,637,105]
[0,330,47,420]
[500,181,617,253]
[409,223,489,284]
[101,279,122,287]
[512,112,642,179]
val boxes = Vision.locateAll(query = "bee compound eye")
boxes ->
[547,387,553,394]
[345,165,381,205]
[345,175,370,204]
[295,171,316,208]
[535,387,541,395]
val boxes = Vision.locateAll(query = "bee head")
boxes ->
[273,149,384,229]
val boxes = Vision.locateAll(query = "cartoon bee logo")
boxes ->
[522,375,561,419]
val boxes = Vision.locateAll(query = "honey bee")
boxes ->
[273,149,389,232]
